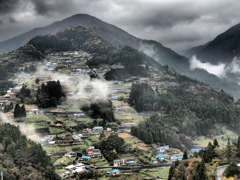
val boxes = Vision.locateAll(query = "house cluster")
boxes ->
[59,162,88,179]
[155,145,183,162]
[113,159,137,166]
[155,145,169,161]
[86,146,102,158]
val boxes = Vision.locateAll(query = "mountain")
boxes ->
[184,41,210,58]
[14,27,240,151]
[0,14,140,53]
[188,23,240,64]
[1,14,240,99]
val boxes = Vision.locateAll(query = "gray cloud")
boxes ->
[0,0,240,53]
[0,0,21,14]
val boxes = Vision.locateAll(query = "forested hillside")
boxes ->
[129,71,240,150]
[0,123,59,180]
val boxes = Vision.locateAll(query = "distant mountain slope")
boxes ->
[1,14,240,99]
[193,23,240,64]
[184,41,210,58]
[0,14,140,53]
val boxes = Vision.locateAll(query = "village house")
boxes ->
[72,134,82,142]
[191,148,203,152]
[125,159,137,166]
[59,171,71,179]
[92,126,103,131]
[80,156,91,161]
[106,169,120,176]
[86,146,102,158]
[110,95,118,100]
[156,145,169,153]
[82,128,92,133]
[155,154,167,161]
[171,155,183,161]
[64,152,77,157]
[113,159,126,166]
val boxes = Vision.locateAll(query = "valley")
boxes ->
[0,15,240,180]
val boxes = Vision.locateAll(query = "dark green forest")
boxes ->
[0,123,59,180]
[81,100,116,126]
[36,80,66,108]
[130,81,240,150]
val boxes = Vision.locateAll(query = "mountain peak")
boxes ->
[0,13,140,53]
[190,22,240,64]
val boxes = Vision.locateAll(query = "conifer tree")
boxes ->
[183,151,188,160]
[197,161,208,180]
[213,139,219,148]
[168,160,179,180]
[226,139,231,163]
[14,104,20,118]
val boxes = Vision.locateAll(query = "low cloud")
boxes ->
[190,55,240,84]
[0,112,42,141]
[34,65,111,102]
[189,55,226,78]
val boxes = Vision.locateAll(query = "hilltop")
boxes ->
[0,14,140,53]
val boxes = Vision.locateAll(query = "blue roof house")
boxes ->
[156,145,169,152]
[81,156,91,161]
[106,169,120,175]
[155,154,167,161]
[191,148,202,152]
[171,155,183,161]
[92,126,103,130]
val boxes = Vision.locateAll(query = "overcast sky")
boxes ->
[0,0,240,54]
